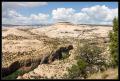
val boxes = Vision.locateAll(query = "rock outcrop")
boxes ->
[2,45,73,78]
[2,61,20,77]
[48,45,73,63]
[40,45,73,64]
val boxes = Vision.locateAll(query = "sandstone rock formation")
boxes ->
[2,45,73,78]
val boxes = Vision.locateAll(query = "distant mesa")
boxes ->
[55,21,73,25]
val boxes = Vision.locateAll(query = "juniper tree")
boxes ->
[109,17,118,67]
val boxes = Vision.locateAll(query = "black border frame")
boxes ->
[1,0,119,80]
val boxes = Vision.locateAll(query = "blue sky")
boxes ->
[16,2,118,16]
[2,2,118,25]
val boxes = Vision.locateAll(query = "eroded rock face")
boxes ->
[41,45,74,64]
[40,54,50,64]
[2,61,20,77]
[17,58,76,79]
[2,45,73,78]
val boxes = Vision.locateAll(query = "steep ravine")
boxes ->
[2,45,73,78]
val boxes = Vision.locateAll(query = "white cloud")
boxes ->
[2,2,48,24]
[2,2,47,15]
[2,10,30,25]
[2,2,47,8]
[78,5,118,24]
[52,5,118,25]
[2,4,118,25]
[29,13,49,24]
[14,2,47,7]
[2,10,49,25]
[8,10,23,18]
[30,13,49,21]
[52,8,75,22]
[73,12,90,24]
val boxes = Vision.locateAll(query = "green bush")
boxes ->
[109,17,118,67]
[67,59,87,79]
[2,70,27,80]
[65,39,107,79]
[2,65,36,80]
[77,40,104,65]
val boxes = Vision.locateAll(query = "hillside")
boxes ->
[2,22,117,79]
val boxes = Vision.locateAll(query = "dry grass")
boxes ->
[87,68,118,79]
[2,34,28,40]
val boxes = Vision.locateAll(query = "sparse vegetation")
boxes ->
[2,70,27,80]
[77,40,105,65]
[66,59,87,79]
[2,29,8,32]
[2,61,38,80]
[2,34,28,40]
[102,73,109,79]
[74,29,81,31]
[65,39,107,79]
[2,22,117,79]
